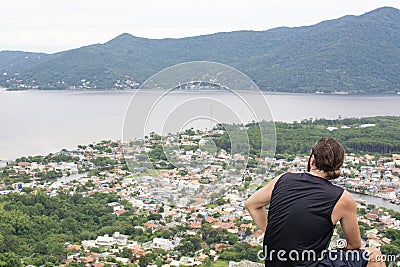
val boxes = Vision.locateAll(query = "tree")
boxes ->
[139,253,156,267]
[228,234,238,245]
[0,234,3,252]
[381,244,400,258]
[359,225,366,239]
[220,251,240,261]
[246,246,263,262]
[177,235,202,256]
[119,247,133,259]
[203,257,212,266]
[385,228,400,244]
[155,257,164,267]
[0,252,23,267]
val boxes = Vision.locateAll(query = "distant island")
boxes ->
[1,7,400,94]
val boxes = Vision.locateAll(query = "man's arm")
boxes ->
[245,174,283,232]
[333,190,362,249]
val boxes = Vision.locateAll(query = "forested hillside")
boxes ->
[1,7,400,93]
[213,116,400,158]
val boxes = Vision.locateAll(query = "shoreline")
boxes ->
[2,87,400,96]
[1,114,400,160]
[346,188,390,201]
[347,189,400,212]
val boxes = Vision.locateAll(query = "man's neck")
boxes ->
[308,169,328,179]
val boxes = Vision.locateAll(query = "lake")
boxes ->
[0,89,400,160]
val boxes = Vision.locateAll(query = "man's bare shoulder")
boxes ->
[341,190,355,201]
[331,189,357,224]
[337,190,357,210]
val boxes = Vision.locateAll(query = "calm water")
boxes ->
[351,192,400,212]
[0,89,400,160]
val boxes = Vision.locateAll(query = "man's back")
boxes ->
[263,172,344,266]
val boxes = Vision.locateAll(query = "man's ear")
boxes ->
[307,154,315,172]
[310,155,316,167]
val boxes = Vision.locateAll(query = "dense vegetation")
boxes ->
[1,7,400,93]
[381,228,400,258]
[0,191,261,266]
[213,116,400,158]
[0,191,118,266]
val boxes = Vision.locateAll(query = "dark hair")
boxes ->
[311,137,345,180]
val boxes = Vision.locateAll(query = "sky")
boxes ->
[1,0,400,53]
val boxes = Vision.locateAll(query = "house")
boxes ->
[246,230,264,245]
[131,245,146,257]
[130,198,144,209]
[240,224,256,231]
[82,240,96,249]
[161,210,178,219]
[219,210,231,219]
[144,222,157,231]
[152,238,174,251]
[205,217,216,224]
[114,209,128,216]
[82,254,98,264]
[214,243,229,252]
[115,257,131,265]
[229,260,263,267]
[113,232,128,246]
[365,213,379,220]
[95,234,114,246]
[108,202,125,212]
[368,239,381,248]
[67,244,82,251]
[365,229,379,235]
[195,254,209,263]
[179,256,202,266]
[190,222,202,229]
[170,260,181,267]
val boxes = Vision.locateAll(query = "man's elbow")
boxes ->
[245,199,251,210]
[245,199,256,211]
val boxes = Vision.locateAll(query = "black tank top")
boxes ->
[263,172,344,267]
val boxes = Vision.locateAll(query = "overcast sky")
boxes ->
[2,0,400,53]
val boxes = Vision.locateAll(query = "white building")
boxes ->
[152,238,174,250]
[82,240,96,249]
[95,234,114,246]
[130,198,144,209]
[113,232,128,246]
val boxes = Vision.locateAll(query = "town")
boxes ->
[0,126,399,267]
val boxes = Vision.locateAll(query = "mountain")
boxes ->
[1,6,400,93]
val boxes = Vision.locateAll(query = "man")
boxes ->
[245,137,385,267]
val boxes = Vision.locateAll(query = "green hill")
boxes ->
[1,7,400,93]
[212,116,400,158]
